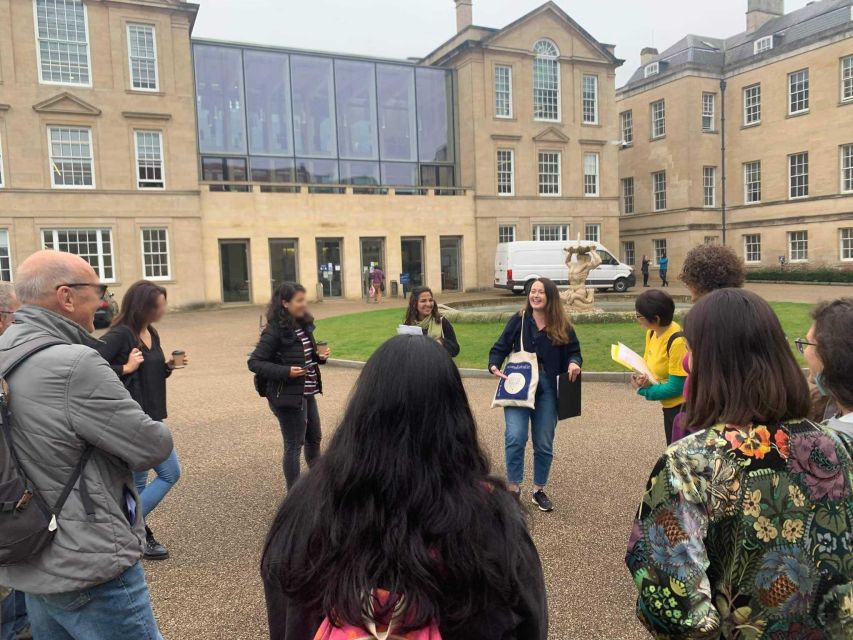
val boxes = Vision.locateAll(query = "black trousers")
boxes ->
[642,271,649,286]
[662,404,684,446]
[270,395,321,489]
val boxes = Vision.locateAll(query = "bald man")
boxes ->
[0,251,172,640]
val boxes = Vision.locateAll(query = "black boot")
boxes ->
[143,525,169,560]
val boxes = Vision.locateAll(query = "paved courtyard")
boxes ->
[137,283,843,639]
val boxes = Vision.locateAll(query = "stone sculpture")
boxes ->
[561,239,602,313]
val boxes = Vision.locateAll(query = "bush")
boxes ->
[746,268,853,284]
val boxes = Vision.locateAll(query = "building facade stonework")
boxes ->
[617,0,853,273]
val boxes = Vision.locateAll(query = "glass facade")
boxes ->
[194,42,456,188]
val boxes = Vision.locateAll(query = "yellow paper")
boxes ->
[610,342,660,383]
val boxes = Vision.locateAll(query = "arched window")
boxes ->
[533,39,560,121]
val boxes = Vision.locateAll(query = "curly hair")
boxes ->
[679,244,746,296]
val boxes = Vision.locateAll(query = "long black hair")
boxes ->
[111,280,167,343]
[404,286,441,325]
[266,282,312,331]
[262,335,527,631]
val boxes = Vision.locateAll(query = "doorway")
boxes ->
[360,237,385,297]
[269,239,298,295]
[440,237,462,292]
[316,238,343,297]
[400,237,424,294]
[219,240,251,303]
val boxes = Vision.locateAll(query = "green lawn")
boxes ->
[314,302,813,371]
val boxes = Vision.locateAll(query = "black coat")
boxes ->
[488,313,582,380]
[248,321,323,410]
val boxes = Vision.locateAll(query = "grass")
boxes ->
[314,302,814,371]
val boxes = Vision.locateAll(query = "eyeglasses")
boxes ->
[0,310,15,317]
[634,313,646,320]
[56,283,108,297]
[794,338,816,354]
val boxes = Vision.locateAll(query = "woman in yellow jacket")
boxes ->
[631,289,688,445]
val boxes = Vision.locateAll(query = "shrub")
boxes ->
[746,268,853,284]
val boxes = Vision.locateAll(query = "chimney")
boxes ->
[640,47,659,66]
[746,0,784,34]
[455,0,473,33]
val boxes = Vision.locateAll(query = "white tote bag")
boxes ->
[491,313,539,410]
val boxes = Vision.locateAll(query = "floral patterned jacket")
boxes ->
[626,420,853,639]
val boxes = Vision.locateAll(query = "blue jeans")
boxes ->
[24,562,162,640]
[504,372,558,487]
[1,590,29,640]
[134,448,180,518]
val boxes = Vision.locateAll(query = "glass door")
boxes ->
[400,237,424,294]
[316,238,343,297]
[269,239,298,295]
[360,237,385,297]
[219,240,251,303]
[440,236,461,291]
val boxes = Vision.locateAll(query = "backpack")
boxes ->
[648,330,685,357]
[0,336,95,566]
[314,590,442,640]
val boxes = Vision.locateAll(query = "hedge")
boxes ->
[746,268,853,284]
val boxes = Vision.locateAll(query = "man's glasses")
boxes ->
[793,338,816,354]
[0,309,15,317]
[56,283,108,297]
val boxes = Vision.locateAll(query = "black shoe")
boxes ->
[531,490,554,512]
[143,525,169,560]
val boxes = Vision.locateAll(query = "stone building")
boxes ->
[616,0,853,273]
[0,0,624,305]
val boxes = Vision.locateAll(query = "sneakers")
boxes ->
[531,490,554,512]
[143,525,169,561]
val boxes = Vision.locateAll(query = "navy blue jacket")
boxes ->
[488,313,582,379]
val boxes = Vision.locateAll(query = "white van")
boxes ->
[494,240,636,295]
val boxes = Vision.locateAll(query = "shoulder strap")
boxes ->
[0,336,67,379]
[666,331,685,357]
[519,312,526,351]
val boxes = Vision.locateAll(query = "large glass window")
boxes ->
[788,231,808,262]
[416,68,453,163]
[583,153,599,197]
[842,144,853,193]
[141,228,170,280]
[702,93,715,131]
[128,24,157,91]
[49,126,93,188]
[620,110,633,145]
[195,45,246,154]
[789,152,809,199]
[744,234,761,263]
[533,224,568,241]
[495,65,512,118]
[622,177,634,214]
[652,171,666,211]
[584,223,600,243]
[291,56,336,158]
[623,241,635,266]
[381,162,418,187]
[533,39,560,121]
[744,161,761,203]
[340,161,380,186]
[250,157,295,183]
[135,130,164,189]
[498,225,516,243]
[336,60,378,160]
[789,69,809,115]
[35,0,90,85]
[295,158,338,184]
[582,74,598,125]
[42,228,113,280]
[497,149,514,196]
[703,166,716,207]
[651,100,666,138]
[244,50,293,157]
[202,156,249,191]
[538,151,560,196]
[744,84,761,125]
[377,64,417,162]
[654,239,667,265]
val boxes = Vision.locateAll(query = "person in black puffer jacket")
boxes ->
[248,283,329,489]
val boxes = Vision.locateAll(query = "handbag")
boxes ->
[491,313,539,410]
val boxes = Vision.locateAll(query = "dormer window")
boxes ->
[644,62,659,78]
[754,36,773,54]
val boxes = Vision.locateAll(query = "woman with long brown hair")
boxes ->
[403,286,459,357]
[488,277,582,512]
[97,280,187,560]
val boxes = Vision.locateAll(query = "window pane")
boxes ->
[533,224,568,241]
[745,161,761,203]
[533,40,560,121]
[416,68,453,163]
[622,177,634,214]
[340,161,380,185]
[744,234,762,263]
[194,45,247,154]
[703,167,716,207]
[291,56,336,158]
[844,56,853,102]
[49,126,93,187]
[841,228,853,260]
[652,100,666,138]
[584,223,600,243]
[128,24,157,90]
[135,130,163,189]
[377,65,417,162]
[295,158,338,184]
[36,0,90,84]
[842,144,853,193]
[653,171,666,210]
[381,162,418,187]
[744,84,761,125]
[495,66,512,117]
[42,228,113,280]
[498,225,515,243]
[583,153,599,196]
[538,151,560,196]
[789,69,809,114]
[250,157,295,182]
[141,228,170,279]
[335,60,378,160]
[497,149,513,195]
[244,50,293,156]
[582,75,598,124]
[789,152,809,198]
[621,111,633,144]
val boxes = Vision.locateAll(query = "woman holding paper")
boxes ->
[403,286,460,357]
[631,289,687,445]
[488,278,582,512]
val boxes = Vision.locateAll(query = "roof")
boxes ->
[620,0,852,92]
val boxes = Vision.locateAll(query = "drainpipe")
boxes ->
[720,78,728,245]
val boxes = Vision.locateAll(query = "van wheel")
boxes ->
[614,278,629,293]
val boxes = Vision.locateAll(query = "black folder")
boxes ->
[556,372,582,420]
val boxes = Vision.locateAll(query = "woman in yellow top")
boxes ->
[631,289,688,445]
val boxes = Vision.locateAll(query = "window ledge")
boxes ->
[741,122,761,130]
[786,110,810,119]
[581,122,601,128]
[126,89,164,97]
[650,135,666,142]
[701,130,719,135]
[619,142,633,150]
[494,116,517,122]
[838,100,853,108]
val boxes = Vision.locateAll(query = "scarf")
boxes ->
[416,315,443,340]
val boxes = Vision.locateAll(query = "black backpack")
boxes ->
[0,336,94,566]
[648,329,686,357]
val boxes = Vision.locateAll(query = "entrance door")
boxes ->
[360,237,385,297]
[269,239,298,295]
[316,239,343,297]
[219,240,251,303]
[400,237,424,294]
[440,237,462,291]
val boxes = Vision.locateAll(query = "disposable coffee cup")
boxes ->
[315,340,330,357]
[172,350,186,368]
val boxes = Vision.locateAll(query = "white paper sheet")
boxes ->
[611,342,660,383]
[397,325,424,336]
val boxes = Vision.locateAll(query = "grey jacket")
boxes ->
[0,306,173,593]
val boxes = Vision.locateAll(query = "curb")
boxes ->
[327,358,634,383]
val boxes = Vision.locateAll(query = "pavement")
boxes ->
[139,281,845,639]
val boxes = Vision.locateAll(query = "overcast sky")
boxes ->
[193,0,813,86]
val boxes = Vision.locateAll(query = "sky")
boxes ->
[193,0,814,85]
